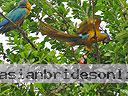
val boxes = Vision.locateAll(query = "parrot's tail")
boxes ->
[0,27,7,34]
[0,26,14,34]
[39,21,88,44]
[0,19,8,28]
[0,20,14,34]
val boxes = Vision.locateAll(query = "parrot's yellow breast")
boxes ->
[25,1,31,15]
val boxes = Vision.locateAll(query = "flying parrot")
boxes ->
[70,16,110,51]
[0,0,31,33]
[39,16,110,51]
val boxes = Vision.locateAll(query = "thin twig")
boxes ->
[41,1,77,34]
[47,84,70,96]
[0,12,37,50]
[118,0,128,21]
[86,0,92,18]
[91,0,100,63]
[46,1,69,25]
[71,47,79,63]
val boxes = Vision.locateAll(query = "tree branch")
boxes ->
[0,12,37,50]
[91,0,100,63]
[46,84,70,96]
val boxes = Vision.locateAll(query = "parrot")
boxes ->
[0,0,31,33]
[79,54,88,64]
[71,16,110,51]
[39,16,110,51]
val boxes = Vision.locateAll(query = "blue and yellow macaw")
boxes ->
[0,0,31,33]
[39,16,110,51]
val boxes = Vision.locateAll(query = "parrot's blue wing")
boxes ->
[67,34,89,42]
[6,8,27,22]
[0,18,8,27]
[0,8,27,33]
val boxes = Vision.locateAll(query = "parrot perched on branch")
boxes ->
[76,16,110,51]
[0,0,31,33]
[39,16,110,51]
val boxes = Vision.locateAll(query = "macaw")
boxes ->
[79,54,87,64]
[0,0,31,33]
[39,16,110,51]
[71,16,110,51]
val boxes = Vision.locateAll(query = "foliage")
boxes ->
[0,0,128,96]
